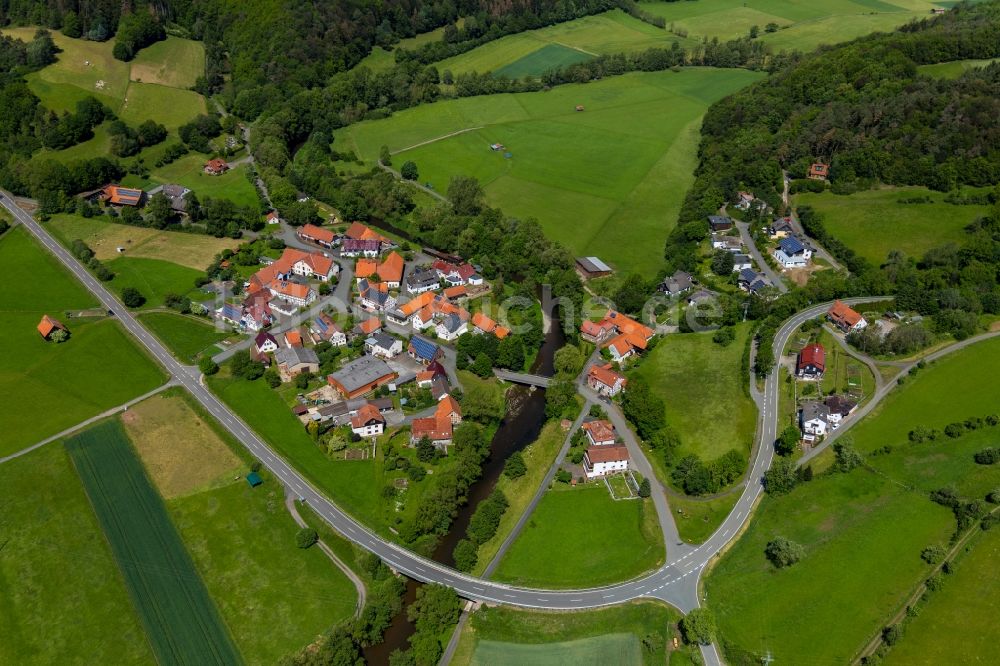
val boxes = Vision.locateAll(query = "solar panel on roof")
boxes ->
[780,236,804,254]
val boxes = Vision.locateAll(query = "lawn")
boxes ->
[472,420,566,575]
[146,154,260,208]
[0,445,153,664]
[706,470,953,664]
[119,80,207,130]
[129,37,206,88]
[670,493,740,544]
[122,392,242,498]
[169,472,358,664]
[0,227,166,457]
[794,186,988,264]
[630,325,757,463]
[491,484,664,588]
[45,213,240,270]
[66,421,241,665]
[336,69,763,273]
[207,372,388,535]
[139,311,231,361]
[918,57,1000,78]
[706,335,1000,664]
[105,255,205,308]
[883,526,1000,665]
[450,602,694,666]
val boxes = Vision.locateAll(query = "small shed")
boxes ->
[246,471,263,487]
[575,105,585,111]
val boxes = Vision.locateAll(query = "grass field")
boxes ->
[169,472,358,664]
[492,484,664,588]
[0,445,153,664]
[883,527,1000,665]
[122,392,242,498]
[45,213,240,269]
[119,80,207,131]
[450,602,693,666]
[671,493,740,544]
[0,226,166,457]
[208,372,387,534]
[436,10,682,76]
[471,420,565,575]
[631,325,756,462]
[918,57,1000,78]
[794,186,988,264]
[706,335,1000,664]
[142,154,260,208]
[642,0,938,52]
[130,37,206,88]
[336,69,763,273]
[139,311,231,361]
[105,255,204,308]
[66,421,241,664]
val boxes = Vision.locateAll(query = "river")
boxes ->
[363,309,565,664]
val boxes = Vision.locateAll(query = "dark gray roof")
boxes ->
[739,268,758,283]
[366,331,398,350]
[800,401,830,422]
[824,395,857,416]
[431,374,450,401]
[275,346,319,367]
[660,270,693,294]
[329,356,394,394]
[439,313,463,333]
[576,256,612,273]
[708,215,732,229]
[779,236,805,255]
[406,269,439,289]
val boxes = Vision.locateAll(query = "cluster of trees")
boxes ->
[390,584,461,666]
[452,488,508,571]
[70,238,114,281]
[670,450,746,496]
[455,329,526,376]
[765,536,804,568]
[108,119,167,157]
[178,114,222,153]
[847,322,932,357]
[0,28,56,72]
[930,485,989,535]
[112,10,165,61]
[37,94,112,150]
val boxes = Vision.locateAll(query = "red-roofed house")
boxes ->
[284,330,303,348]
[101,185,144,207]
[255,331,279,354]
[582,419,616,446]
[351,403,385,437]
[436,395,462,425]
[37,315,68,340]
[808,163,829,181]
[797,343,826,379]
[583,445,629,478]
[356,316,383,336]
[581,319,615,343]
[204,158,229,175]
[266,210,283,225]
[827,300,867,333]
[297,223,336,248]
[410,416,454,450]
[443,285,467,301]
[376,252,405,288]
[587,363,627,397]
[344,221,388,243]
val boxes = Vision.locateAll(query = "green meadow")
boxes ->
[795,186,988,264]
[706,335,1000,664]
[139,311,231,361]
[918,57,1000,78]
[0,227,165,457]
[336,69,763,273]
[0,445,153,664]
[105,255,205,309]
[492,484,664,588]
[631,325,757,463]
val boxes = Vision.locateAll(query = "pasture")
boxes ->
[794,186,987,264]
[122,392,242,498]
[129,37,206,88]
[883,527,1000,665]
[105,255,205,308]
[450,602,690,666]
[66,421,241,665]
[918,57,1000,78]
[139,311,231,361]
[0,226,166,457]
[706,335,1000,664]
[143,155,260,208]
[0,445,152,664]
[491,484,664,588]
[336,69,763,273]
[631,325,757,463]
[671,493,740,544]
[119,81,207,131]
[46,213,240,270]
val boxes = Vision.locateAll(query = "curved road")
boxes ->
[0,192,906,620]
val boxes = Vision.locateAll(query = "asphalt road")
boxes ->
[0,192,900,629]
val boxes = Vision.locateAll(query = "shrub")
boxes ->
[920,544,946,564]
[503,451,527,479]
[198,356,219,375]
[296,528,318,549]
[944,422,966,438]
[638,478,651,498]
[974,447,1000,465]
[679,608,716,645]
[452,539,477,572]
[264,370,281,388]
[120,287,145,308]
[555,468,572,484]
[765,536,804,568]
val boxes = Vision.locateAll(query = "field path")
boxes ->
[392,126,484,154]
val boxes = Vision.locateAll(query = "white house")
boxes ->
[587,363,627,397]
[773,236,812,269]
[254,331,279,354]
[731,254,753,272]
[365,332,403,359]
[351,404,385,437]
[799,401,830,442]
[269,281,316,309]
[583,445,630,478]
[582,420,616,447]
[435,313,468,341]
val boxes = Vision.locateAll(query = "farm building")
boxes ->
[327,355,397,398]
[808,163,829,180]
[204,158,229,175]
[583,445,629,478]
[575,256,613,279]
[99,185,145,207]
[37,314,68,340]
[827,300,867,333]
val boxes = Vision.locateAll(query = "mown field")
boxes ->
[336,69,763,273]
[631,325,756,463]
[492,484,664,588]
[104,255,204,309]
[129,37,206,88]
[0,445,153,664]
[794,186,988,264]
[918,56,1000,78]
[139,311,231,361]
[127,154,260,209]
[66,421,241,664]
[450,602,695,666]
[883,526,1000,665]
[707,335,1000,664]
[45,213,240,270]
[0,226,165,457]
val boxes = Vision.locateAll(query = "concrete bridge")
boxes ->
[493,369,552,388]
